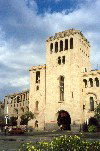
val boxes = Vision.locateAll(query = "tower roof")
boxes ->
[46,29,90,47]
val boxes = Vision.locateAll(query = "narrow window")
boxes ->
[50,43,53,53]
[26,93,27,100]
[60,40,63,51]
[23,94,25,100]
[62,56,65,64]
[70,38,73,49]
[89,78,93,87]
[83,79,87,88]
[21,95,22,101]
[72,92,73,98]
[65,39,68,50]
[55,42,58,53]
[90,97,94,111]
[83,104,85,110]
[85,68,87,72]
[17,96,20,103]
[36,85,39,90]
[58,57,61,65]
[95,77,99,87]
[59,76,64,101]
[35,101,39,111]
[36,71,40,83]
[35,120,38,128]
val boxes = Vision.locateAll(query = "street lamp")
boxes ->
[5,106,9,125]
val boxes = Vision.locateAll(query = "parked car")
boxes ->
[8,128,25,134]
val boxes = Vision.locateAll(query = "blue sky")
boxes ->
[0,0,100,100]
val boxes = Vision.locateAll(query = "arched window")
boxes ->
[60,40,63,51]
[35,101,39,111]
[70,38,73,49]
[89,78,93,87]
[58,57,61,65]
[59,76,64,101]
[55,42,58,53]
[95,77,99,87]
[83,79,87,88]
[65,39,68,50]
[50,43,53,53]
[90,97,94,111]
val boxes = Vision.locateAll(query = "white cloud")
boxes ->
[10,76,29,87]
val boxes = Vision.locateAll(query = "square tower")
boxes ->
[45,29,91,130]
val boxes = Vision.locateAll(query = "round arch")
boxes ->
[57,110,71,130]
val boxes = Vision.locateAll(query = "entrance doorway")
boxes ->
[57,110,71,130]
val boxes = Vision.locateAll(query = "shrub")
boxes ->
[18,135,100,151]
[89,117,99,127]
[88,125,97,133]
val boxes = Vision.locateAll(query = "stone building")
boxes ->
[4,90,29,122]
[0,101,4,116]
[29,29,100,131]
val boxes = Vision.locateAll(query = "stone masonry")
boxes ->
[29,29,100,131]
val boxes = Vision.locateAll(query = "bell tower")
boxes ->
[45,29,91,130]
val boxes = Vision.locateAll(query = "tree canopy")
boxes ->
[20,111,34,125]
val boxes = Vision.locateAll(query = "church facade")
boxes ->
[29,29,100,131]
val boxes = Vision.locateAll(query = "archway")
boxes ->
[57,110,71,130]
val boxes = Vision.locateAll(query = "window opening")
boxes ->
[55,42,58,53]
[50,43,53,53]
[90,97,94,111]
[35,120,38,128]
[17,96,20,103]
[35,101,39,111]
[70,38,73,49]
[36,85,39,90]
[58,57,61,65]
[60,40,63,51]
[95,77,99,87]
[62,56,65,64]
[85,68,87,72]
[59,76,64,101]
[36,71,40,83]
[89,78,93,87]
[72,92,73,98]
[83,104,85,110]
[83,79,87,88]
[65,39,68,50]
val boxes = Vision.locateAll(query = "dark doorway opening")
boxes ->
[57,110,71,130]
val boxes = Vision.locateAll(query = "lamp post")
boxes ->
[5,106,9,135]
[5,106,9,125]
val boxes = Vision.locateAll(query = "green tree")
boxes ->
[20,111,34,125]
[0,114,5,126]
[10,116,17,126]
[94,103,100,122]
